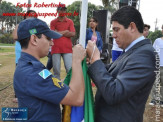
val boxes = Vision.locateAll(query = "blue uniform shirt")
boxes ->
[14,52,69,122]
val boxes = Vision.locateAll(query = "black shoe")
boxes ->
[160,101,163,107]
[149,100,155,106]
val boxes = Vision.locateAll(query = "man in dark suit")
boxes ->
[86,6,156,122]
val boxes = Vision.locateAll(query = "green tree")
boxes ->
[0,33,13,43]
[148,30,162,43]
[102,0,118,14]
[67,1,103,44]
[0,1,23,33]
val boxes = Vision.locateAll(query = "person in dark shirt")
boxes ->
[86,6,156,122]
[14,18,86,122]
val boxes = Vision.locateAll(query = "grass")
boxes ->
[0,47,163,122]
[0,43,14,46]
[0,49,66,121]
[0,47,15,53]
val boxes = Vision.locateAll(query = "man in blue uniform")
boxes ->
[86,6,156,122]
[14,18,86,122]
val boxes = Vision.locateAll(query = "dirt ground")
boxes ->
[0,51,163,122]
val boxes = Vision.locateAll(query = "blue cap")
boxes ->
[17,18,62,41]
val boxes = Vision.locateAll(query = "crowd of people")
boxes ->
[12,4,163,122]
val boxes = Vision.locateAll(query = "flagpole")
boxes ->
[79,0,88,48]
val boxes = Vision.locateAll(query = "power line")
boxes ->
[0,82,12,91]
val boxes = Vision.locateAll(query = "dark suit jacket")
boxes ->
[88,39,156,122]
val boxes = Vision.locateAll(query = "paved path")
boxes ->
[0,46,14,48]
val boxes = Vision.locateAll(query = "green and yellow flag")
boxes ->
[62,58,94,122]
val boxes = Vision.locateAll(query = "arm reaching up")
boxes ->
[61,44,86,106]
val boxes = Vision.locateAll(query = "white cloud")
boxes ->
[139,0,163,31]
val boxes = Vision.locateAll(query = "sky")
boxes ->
[4,0,163,32]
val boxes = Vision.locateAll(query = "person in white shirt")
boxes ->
[111,38,123,62]
[149,25,163,107]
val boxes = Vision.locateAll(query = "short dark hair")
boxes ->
[111,6,144,33]
[144,24,150,29]
[24,10,37,19]
[57,3,67,11]
[90,17,98,23]
[19,34,42,49]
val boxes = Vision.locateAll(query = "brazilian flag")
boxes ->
[62,58,94,122]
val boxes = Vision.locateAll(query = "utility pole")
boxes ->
[138,0,140,11]
[16,8,17,25]
[154,18,158,31]
[27,0,31,11]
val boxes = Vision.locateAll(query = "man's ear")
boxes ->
[130,22,137,33]
[30,35,37,46]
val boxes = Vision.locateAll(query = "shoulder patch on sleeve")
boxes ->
[38,69,52,79]
[52,77,64,88]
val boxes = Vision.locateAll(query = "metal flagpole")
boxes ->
[79,0,88,48]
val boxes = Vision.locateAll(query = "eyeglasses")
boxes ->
[35,34,51,41]
[58,8,66,11]
[45,36,51,41]
[89,20,96,23]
